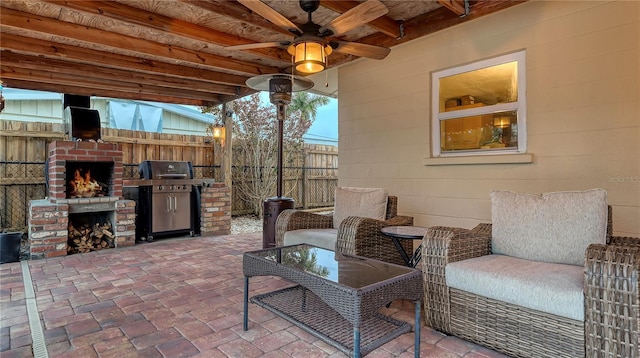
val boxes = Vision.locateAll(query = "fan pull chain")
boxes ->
[325,57,329,88]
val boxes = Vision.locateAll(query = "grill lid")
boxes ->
[138,160,194,180]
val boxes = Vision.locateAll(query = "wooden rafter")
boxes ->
[1,7,278,76]
[1,52,240,96]
[438,0,468,16]
[0,34,250,87]
[319,0,401,38]
[1,66,221,102]
[44,0,290,63]
[186,0,295,37]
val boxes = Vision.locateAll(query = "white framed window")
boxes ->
[431,50,527,158]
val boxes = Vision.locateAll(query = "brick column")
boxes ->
[115,200,136,247]
[28,199,69,259]
[200,183,231,236]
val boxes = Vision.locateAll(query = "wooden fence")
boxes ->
[0,120,338,230]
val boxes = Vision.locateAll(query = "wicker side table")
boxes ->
[243,244,423,357]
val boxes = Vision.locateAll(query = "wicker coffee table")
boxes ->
[243,244,423,357]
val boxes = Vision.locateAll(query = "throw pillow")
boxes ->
[491,188,607,266]
[333,187,388,229]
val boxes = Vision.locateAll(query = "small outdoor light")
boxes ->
[287,41,332,75]
[211,124,225,140]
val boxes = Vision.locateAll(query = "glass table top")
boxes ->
[381,226,429,239]
[248,244,417,289]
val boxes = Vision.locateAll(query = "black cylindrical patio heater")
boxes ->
[246,74,314,248]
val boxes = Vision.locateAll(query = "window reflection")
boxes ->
[263,247,330,278]
[441,110,517,152]
[438,61,518,113]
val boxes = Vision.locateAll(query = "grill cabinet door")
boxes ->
[152,192,173,233]
[172,192,192,231]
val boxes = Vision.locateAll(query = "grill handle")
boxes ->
[157,174,187,179]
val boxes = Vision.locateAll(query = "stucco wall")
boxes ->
[338,0,639,236]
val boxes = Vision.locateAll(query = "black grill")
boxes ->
[124,160,200,242]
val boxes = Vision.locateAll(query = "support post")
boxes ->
[276,103,285,198]
[222,103,233,189]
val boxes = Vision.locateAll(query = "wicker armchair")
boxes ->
[275,196,414,266]
[422,203,640,358]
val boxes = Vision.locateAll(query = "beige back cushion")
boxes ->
[491,189,608,266]
[333,187,388,229]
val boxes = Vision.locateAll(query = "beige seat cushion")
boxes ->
[491,188,608,266]
[447,254,584,321]
[283,229,338,251]
[333,187,388,229]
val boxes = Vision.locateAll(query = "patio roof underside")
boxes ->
[0,0,525,106]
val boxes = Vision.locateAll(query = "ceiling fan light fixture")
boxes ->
[288,41,332,74]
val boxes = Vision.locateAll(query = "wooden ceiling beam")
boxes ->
[0,33,250,87]
[187,0,295,37]
[351,1,526,52]
[46,0,290,63]
[319,0,401,38]
[0,7,279,76]
[1,66,223,103]
[2,78,219,107]
[437,0,468,16]
[220,87,258,106]
[1,51,241,96]
[323,0,526,68]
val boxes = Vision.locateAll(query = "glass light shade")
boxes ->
[288,42,332,74]
[211,125,225,139]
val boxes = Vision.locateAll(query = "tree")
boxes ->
[202,92,326,216]
[288,91,330,122]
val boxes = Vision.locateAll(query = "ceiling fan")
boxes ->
[227,0,392,74]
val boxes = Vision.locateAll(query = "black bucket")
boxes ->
[0,232,22,264]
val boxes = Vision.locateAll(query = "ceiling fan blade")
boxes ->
[332,41,391,60]
[238,0,302,34]
[320,0,388,36]
[225,42,289,51]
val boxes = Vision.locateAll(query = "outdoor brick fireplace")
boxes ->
[28,141,135,259]
[47,141,123,201]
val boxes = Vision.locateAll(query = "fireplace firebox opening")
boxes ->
[65,161,114,198]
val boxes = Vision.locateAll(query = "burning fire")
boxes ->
[68,169,103,198]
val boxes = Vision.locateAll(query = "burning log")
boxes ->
[67,221,115,254]
[68,168,108,198]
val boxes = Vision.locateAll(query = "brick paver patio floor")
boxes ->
[1,232,507,357]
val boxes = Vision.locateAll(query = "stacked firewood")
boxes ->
[67,222,115,254]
